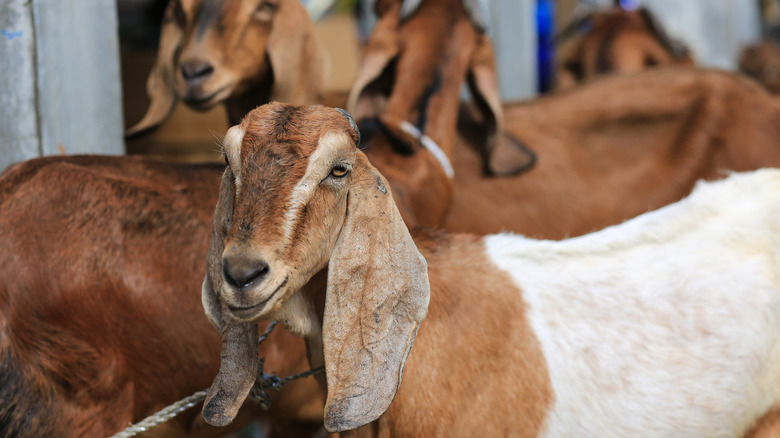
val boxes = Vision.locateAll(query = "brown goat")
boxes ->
[349,0,780,241]
[0,156,323,437]
[556,6,693,89]
[448,67,780,238]
[126,0,327,137]
[200,102,780,437]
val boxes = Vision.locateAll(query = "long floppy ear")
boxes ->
[467,34,536,176]
[201,168,261,427]
[201,169,234,331]
[267,0,327,105]
[125,7,179,139]
[322,155,430,433]
[346,6,402,120]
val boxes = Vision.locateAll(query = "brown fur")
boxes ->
[557,7,694,89]
[126,0,327,137]
[0,155,323,437]
[201,104,553,436]
[447,67,780,238]
[739,39,780,94]
[745,406,780,438]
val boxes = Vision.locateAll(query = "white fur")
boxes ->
[485,169,780,437]
[223,125,245,190]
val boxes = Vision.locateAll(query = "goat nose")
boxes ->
[180,61,214,82]
[222,258,270,290]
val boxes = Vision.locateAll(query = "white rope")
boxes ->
[399,121,455,178]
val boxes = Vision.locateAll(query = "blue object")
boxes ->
[536,0,555,93]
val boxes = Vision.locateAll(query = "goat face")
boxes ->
[201,103,430,432]
[127,0,325,137]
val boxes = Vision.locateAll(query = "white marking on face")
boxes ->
[279,131,354,247]
[483,169,780,437]
[223,125,245,190]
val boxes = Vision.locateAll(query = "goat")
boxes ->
[556,4,693,89]
[349,0,780,240]
[447,67,780,238]
[126,0,327,138]
[201,102,780,437]
[0,156,323,437]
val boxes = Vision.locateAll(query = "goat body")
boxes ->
[0,156,321,437]
[202,102,780,437]
[448,67,780,238]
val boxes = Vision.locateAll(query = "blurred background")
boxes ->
[0,0,773,171]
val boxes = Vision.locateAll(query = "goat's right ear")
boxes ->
[322,155,430,433]
[467,34,536,176]
[125,6,180,139]
[202,167,261,427]
[201,168,235,331]
[346,4,402,120]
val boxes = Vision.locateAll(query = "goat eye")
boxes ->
[330,164,350,178]
[223,155,230,167]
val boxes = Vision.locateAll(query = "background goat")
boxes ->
[126,0,327,138]
[0,156,323,437]
[201,102,780,437]
[348,0,780,239]
[556,5,693,89]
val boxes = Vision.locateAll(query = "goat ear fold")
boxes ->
[125,14,179,139]
[346,7,402,120]
[322,155,430,433]
[467,35,536,176]
[267,0,327,105]
[201,169,260,428]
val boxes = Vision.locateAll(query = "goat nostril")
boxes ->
[223,259,270,290]
[180,61,214,81]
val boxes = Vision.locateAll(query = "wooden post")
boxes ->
[0,0,124,173]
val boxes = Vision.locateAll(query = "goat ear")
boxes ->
[201,169,260,427]
[267,0,327,105]
[202,318,259,427]
[125,15,179,139]
[467,35,536,176]
[346,7,401,120]
[322,155,430,433]
[201,169,234,331]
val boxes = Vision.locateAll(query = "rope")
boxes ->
[108,321,322,438]
[108,391,207,438]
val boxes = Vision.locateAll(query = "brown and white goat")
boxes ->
[556,5,693,89]
[201,102,780,437]
[0,156,323,437]
[126,0,327,137]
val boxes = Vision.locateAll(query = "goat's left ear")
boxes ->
[467,34,536,176]
[267,0,328,105]
[125,6,180,139]
[322,155,430,433]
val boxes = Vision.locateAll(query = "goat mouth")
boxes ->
[228,275,289,321]
[181,86,230,110]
